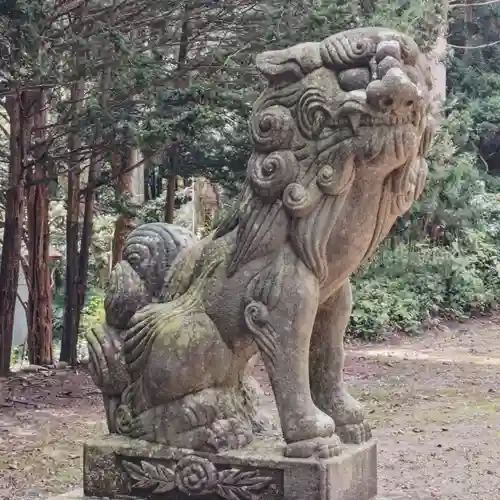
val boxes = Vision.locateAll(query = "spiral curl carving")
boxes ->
[247,151,299,202]
[316,165,336,194]
[316,162,355,196]
[296,89,329,139]
[122,224,195,297]
[115,404,134,435]
[283,182,321,218]
[250,105,295,152]
[123,234,158,275]
[320,35,375,70]
[174,456,218,495]
[245,300,270,328]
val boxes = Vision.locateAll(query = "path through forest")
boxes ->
[0,318,499,500]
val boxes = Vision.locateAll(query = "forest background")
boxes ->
[0,0,499,375]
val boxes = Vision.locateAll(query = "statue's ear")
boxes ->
[255,42,322,86]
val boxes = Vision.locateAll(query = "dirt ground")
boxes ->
[0,318,499,500]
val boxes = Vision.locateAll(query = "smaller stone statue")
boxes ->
[87,27,435,463]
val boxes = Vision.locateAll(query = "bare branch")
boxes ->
[448,39,500,49]
[449,0,500,7]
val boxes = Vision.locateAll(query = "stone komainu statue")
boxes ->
[87,27,436,459]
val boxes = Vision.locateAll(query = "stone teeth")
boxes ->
[348,114,361,134]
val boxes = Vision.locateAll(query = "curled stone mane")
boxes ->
[122,222,195,297]
[104,223,196,329]
[222,27,435,281]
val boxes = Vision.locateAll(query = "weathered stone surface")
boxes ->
[85,27,435,462]
[48,491,431,500]
[79,435,377,500]
[48,491,437,500]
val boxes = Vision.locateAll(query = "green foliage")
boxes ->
[447,4,500,172]
[51,288,65,341]
[350,238,500,338]
[79,292,105,339]
[392,109,491,244]
[51,288,106,343]
[367,0,445,51]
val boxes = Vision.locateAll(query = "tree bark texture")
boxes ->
[26,90,53,366]
[76,67,110,324]
[0,93,33,376]
[164,173,176,223]
[60,80,84,365]
[111,149,136,266]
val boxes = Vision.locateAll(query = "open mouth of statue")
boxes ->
[337,113,415,131]
[320,97,423,139]
[319,113,418,141]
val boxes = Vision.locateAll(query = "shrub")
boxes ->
[79,292,105,339]
[350,233,500,339]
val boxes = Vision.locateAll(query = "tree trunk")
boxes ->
[164,174,176,223]
[192,177,201,235]
[76,150,98,329]
[154,167,162,199]
[76,67,111,324]
[111,149,136,266]
[144,155,152,202]
[0,93,32,376]
[26,90,53,366]
[60,80,84,365]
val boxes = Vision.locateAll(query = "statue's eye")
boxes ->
[338,68,370,92]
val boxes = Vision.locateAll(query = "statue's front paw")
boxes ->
[336,421,372,444]
[284,436,343,459]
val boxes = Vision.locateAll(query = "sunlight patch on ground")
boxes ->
[350,347,500,366]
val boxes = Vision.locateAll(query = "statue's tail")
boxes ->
[86,322,130,432]
[122,258,222,380]
[93,222,197,382]
[121,222,196,298]
[86,223,197,432]
[105,223,197,328]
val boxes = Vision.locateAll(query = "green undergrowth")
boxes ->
[350,237,500,338]
[79,292,105,337]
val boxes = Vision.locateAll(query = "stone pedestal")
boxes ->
[81,435,377,500]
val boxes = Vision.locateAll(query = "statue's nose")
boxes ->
[366,67,422,114]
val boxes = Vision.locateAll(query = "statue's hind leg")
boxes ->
[310,280,372,444]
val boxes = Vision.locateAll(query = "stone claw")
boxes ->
[284,436,343,459]
[336,421,372,444]
[205,418,253,452]
[181,400,218,430]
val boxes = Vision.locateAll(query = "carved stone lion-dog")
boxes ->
[87,27,435,460]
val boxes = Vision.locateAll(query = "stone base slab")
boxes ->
[80,434,377,500]
[48,492,424,500]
